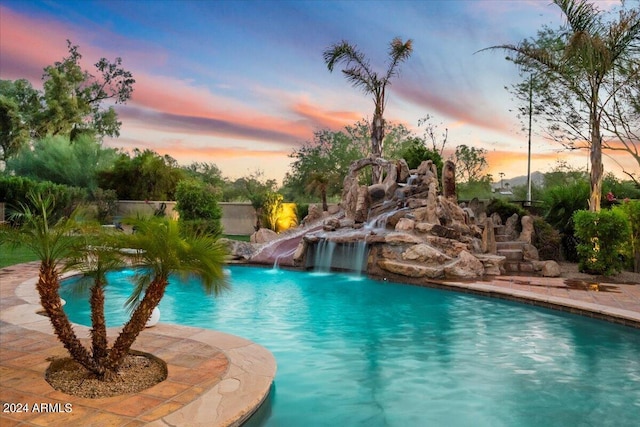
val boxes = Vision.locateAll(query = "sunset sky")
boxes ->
[0,0,634,184]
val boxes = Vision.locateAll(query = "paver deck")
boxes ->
[0,262,276,427]
[1,262,638,426]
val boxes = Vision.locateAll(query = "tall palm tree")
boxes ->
[323,37,413,183]
[484,0,640,212]
[104,217,229,373]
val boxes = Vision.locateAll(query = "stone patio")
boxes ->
[0,262,276,427]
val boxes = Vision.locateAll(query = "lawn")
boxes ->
[0,244,39,268]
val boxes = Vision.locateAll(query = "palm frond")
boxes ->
[384,37,413,81]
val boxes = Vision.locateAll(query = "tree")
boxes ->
[262,191,284,232]
[0,79,40,161]
[103,217,228,374]
[37,40,135,140]
[284,128,361,202]
[98,149,184,200]
[1,196,229,380]
[417,114,449,157]
[453,144,489,183]
[485,0,640,211]
[181,162,226,189]
[283,120,421,203]
[306,172,330,212]
[7,134,118,190]
[175,179,223,236]
[1,192,104,376]
[397,137,444,171]
[323,37,413,183]
[236,170,277,230]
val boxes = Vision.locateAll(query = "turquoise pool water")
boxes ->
[61,266,640,426]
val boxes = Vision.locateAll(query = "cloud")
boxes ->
[118,105,303,146]
[290,101,362,131]
[0,6,76,83]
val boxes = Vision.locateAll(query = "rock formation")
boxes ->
[237,156,542,281]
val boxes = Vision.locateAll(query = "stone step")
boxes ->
[495,234,511,242]
[504,261,535,273]
[497,248,524,261]
[497,241,526,250]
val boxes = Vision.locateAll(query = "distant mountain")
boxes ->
[493,171,544,189]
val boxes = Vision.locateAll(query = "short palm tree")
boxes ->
[103,216,229,373]
[306,172,330,212]
[323,37,413,183]
[2,192,229,380]
[2,192,101,374]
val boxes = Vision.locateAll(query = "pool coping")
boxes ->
[423,278,640,329]
[0,264,276,427]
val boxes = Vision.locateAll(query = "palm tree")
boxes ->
[484,0,640,212]
[2,193,229,380]
[1,192,100,374]
[103,217,229,374]
[323,37,413,183]
[66,228,127,371]
[306,172,330,212]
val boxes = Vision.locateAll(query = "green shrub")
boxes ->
[542,181,590,261]
[573,209,630,275]
[296,203,310,223]
[91,188,118,224]
[532,216,561,261]
[486,198,527,226]
[0,175,86,222]
[175,180,222,237]
[613,200,640,273]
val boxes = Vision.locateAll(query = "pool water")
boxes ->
[61,266,640,426]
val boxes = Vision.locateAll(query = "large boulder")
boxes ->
[250,228,278,244]
[541,260,561,277]
[444,251,484,279]
[395,218,415,231]
[219,238,256,261]
[378,259,444,279]
[402,244,452,265]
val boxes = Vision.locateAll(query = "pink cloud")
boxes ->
[0,6,77,83]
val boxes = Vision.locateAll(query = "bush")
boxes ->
[90,188,118,224]
[486,198,527,225]
[532,216,561,261]
[573,209,630,275]
[542,181,590,261]
[613,200,640,272]
[175,180,222,237]
[0,175,86,222]
[262,192,283,232]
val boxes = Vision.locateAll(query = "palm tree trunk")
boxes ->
[321,189,328,212]
[589,102,603,212]
[90,283,109,366]
[371,115,385,183]
[105,277,168,373]
[37,263,99,374]
[589,136,603,212]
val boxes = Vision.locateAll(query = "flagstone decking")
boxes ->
[0,262,275,427]
[1,262,639,426]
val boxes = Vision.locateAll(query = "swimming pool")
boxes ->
[61,266,640,426]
